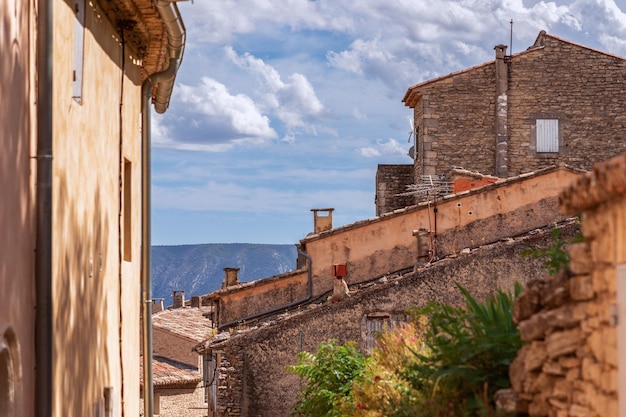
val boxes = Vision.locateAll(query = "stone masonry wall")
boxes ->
[207,223,580,417]
[411,32,626,179]
[417,62,496,177]
[375,164,415,215]
[508,152,626,416]
[506,34,626,177]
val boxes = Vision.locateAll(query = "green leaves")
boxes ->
[405,283,523,416]
[287,340,366,417]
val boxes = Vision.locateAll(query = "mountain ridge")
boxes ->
[151,243,298,306]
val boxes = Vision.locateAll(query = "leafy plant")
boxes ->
[522,227,582,275]
[287,340,366,417]
[404,283,523,416]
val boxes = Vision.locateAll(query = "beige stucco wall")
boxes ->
[0,1,36,416]
[51,1,143,416]
[212,167,581,329]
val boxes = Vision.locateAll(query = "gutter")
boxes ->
[35,0,54,415]
[141,2,185,417]
[217,248,313,331]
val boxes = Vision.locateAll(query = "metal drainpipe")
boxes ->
[217,248,313,331]
[141,2,185,416]
[35,0,53,415]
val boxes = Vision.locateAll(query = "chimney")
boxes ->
[151,298,165,314]
[494,44,509,177]
[311,208,334,234]
[173,290,185,308]
[222,267,240,289]
[191,296,202,308]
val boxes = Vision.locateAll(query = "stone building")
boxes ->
[0,1,185,416]
[378,31,626,215]
[507,152,626,416]
[141,302,214,417]
[207,165,582,330]
[196,221,581,416]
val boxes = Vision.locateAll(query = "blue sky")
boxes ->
[151,0,626,245]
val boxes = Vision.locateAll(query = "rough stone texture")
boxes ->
[509,152,626,416]
[213,167,581,328]
[203,227,579,417]
[404,31,626,179]
[375,164,416,215]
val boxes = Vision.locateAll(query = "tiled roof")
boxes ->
[141,356,201,387]
[153,307,213,343]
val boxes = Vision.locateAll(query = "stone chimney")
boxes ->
[151,298,164,314]
[222,267,240,289]
[494,44,509,177]
[311,208,334,234]
[172,290,185,308]
[190,296,202,308]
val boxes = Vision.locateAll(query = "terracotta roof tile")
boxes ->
[140,356,201,387]
[153,307,213,343]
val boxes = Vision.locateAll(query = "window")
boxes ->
[72,0,86,104]
[536,119,559,153]
[123,159,132,261]
[362,313,410,352]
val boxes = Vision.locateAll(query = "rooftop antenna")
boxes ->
[509,19,513,56]
[407,117,417,160]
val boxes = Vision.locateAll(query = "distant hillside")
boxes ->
[151,243,298,306]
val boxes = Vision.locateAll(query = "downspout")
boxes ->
[141,2,185,417]
[35,0,53,416]
[217,248,313,331]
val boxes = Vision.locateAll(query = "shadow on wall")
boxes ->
[0,2,35,416]
[55,174,112,416]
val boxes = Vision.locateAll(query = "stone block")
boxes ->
[514,279,546,323]
[568,404,593,417]
[510,344,530,392]
[551,378,572,401]
[529,372,556,394]
[542,360,564,376]
[581,356,601,386]
[519,315,549,342]
[568,242,593,275]
[569,275,594,301]
[599,368,618,394]
[528,395,550,417]
[525,341,548,372]
[546,328,584,358]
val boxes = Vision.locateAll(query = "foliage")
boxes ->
[287,340,366,417]
[288,284,523,417]
[349,321,429,417]
[522,227,582,275]
[402,283,524,416]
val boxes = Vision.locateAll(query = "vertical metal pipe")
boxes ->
[35,0,53,416]
[140,81,154,417]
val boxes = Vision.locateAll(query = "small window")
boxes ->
[536,119,559,153]
[123,159,132,261]
[362,313,410,352]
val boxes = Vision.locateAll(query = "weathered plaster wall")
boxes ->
[0,1,36,416]
[508,153,626,416]
[212,168,580,329]
[153,329,201,368]
[141,385,206,417]
[209,223,580,417]
[52,1,143,416]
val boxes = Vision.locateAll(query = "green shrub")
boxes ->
[287,340,366,417]
[404,283,523,416]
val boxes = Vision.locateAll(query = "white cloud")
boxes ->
[224,47,328,136]
[359,139,407,158]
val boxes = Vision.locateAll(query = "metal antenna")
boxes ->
[510,19,514,56]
